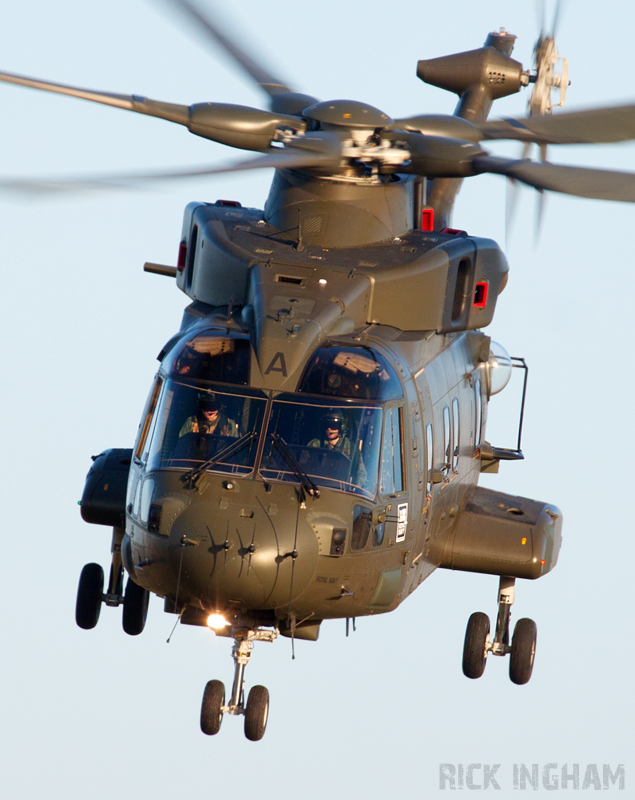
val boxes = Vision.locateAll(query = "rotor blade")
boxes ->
[535,0,546,37]
[0,70,312,151]
[473,155,635,202]
[0,147,340,197]
[551,0,566,39]
[478,104,635,145]
[162,0,290,93]
[160,0,318,114]
[0,69,189,124]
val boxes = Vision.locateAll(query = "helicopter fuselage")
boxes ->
[82,177,561,640]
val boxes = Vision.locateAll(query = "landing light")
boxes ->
[207,614,228,630]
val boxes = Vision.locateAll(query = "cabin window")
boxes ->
[475,377,482,447]
[452,397,460,471]
[426,423,434,495]
[135,376,164,462]
[443,406,451,477]
[146,381,267,476]
[260,396,382,499]
[167,331,251,386]
[379,407,405,495]
[298,344,402,400]
[351,506,372,550]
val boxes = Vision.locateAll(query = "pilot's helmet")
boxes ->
[198,393,220,413]
[321,412,345,432]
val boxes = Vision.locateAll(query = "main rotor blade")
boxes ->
[162,0,291,93]
[0,69,189,124]
[473,155,635,202]
[160,0,318,114]
[479,104,635,145]
[0,140,342,196]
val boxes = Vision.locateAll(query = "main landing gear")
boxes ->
[75,528,150,636]
[462,576,537,685]
[200,628,277,741]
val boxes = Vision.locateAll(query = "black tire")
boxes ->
[122,578,150,636]
[462,611,490,679]
[76,563,104,630]
[244,685,270,742]
[200,680,225,736]
[509,618,537,685]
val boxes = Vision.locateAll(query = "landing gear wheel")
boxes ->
[200,680,225,736]
[462,612,490,679]
[244,685,270,741]
[122,578,150,636]
[76,563,104,630]
[509,618,537,685]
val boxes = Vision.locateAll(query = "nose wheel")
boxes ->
[462,577,537,684]
[200,628,276,741]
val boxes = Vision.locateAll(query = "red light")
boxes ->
[215,199,242,207]
[473,281,489,308]
[177,241,187,272]
[441,227,467,236]
[541,560,546,565]
[421,208,434,231]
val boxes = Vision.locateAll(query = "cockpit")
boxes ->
[134,329,404,501]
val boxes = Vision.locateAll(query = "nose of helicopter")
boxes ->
[167,481,320,612]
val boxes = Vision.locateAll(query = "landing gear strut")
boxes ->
[200,627,276,741]
[462,576,537,684]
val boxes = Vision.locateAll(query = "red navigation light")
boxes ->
[177,241,187,272]
[473,281,489,308]
[421,208,434,231]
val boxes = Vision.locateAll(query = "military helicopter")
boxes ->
[3,0,635,743]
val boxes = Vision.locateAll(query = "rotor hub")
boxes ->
[302,99,392,129]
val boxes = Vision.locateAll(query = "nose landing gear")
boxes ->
[462,577,537,684]
[200,627,277,741]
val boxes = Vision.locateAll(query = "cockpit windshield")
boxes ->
[298,344,402,400]
[145,380,266,476]
[260,395,383,499]
[165,329,251,385]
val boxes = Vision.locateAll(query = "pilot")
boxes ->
[307,412,352,457]
[179,393,239,437]
[308,412,367,487]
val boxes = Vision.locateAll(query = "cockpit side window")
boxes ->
[298,344,402,400]
[379,407,405,495]
[167,331,251,386]
[134,376,164,462]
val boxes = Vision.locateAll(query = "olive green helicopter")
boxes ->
[3,0,635,742]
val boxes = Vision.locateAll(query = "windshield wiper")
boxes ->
[183,431,258,485]
[270,433,320,498]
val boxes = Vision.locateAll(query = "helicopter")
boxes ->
[2,0,635,744]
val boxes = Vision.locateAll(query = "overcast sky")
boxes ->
[1,1,633,797]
